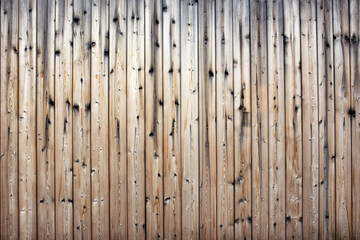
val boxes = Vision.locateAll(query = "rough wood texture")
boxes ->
[19,0,37,238]
[317,0,336,238]
[1,1,360,239]
[55,0,73,238]
[127,0,146,238]
[284,0,303,239]
[199,0,216,239]
[73,0,91,238]
[301,0,319,238]
[267,0,285,238]
[36,0,55,238]
[1,0,19,238]
[109,0,127,239]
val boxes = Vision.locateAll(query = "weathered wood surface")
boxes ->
[0,0,359,239]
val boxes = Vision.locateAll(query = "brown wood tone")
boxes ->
[109,0,127,239]
[317,0,336,238]
[234,0,252,239]
[267,0,285,238]
[351,0,360,238]
[37,0,55,238]
[250,0,269,239]
[127,0,146,238]
[1,1,360,238]
[145,0,164,238]
[91,0,110,238]
[163,0,182,239]
[334,0,352,238]
[73,0,91,238]
[19,0,37,238]
[199,0,216,239]
[301,0,319,239]
[284,0,303,239]
[1,0,19,238]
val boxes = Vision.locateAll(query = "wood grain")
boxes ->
[36,0,55,238]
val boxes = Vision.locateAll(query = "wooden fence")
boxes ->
[1,0,359,239]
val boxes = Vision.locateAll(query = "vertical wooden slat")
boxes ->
[199,0,216,238]
[91,0,109,238]
[300,0,319,238]
[0,0,19,238]
[19,0,37,238]
[351,0,360,238]
[284,0,302,238]
[267,0,285,238]
[55,0,73,238]
[250,0,268,238]
[317,0,336,239]
[127,0,146,238]
[163,0,182,238]
[36,0,55,238]
[215,0,234,238]
[333,0,352,238]
[73,0,91,238]
[180,0,199,238]
[109,0,127,238]
[233,0,252,238]
[145,0,163,238]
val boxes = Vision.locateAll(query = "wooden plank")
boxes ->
[233,0,252,239]
[73,0,91,238]
[267,0,285,238]
[0,0,19,238]
[109,0,127,238]
[351,0,360,238]
[91,0,110,238]
[127,0,146,238]
[55,0,73,238]
[317,0,336,238]
[18,0,37,238]
[284,0,302,238]
[215,0,234,238]
[36,0,55,238]
[300,0,319,238]
[163,0,182,238]
[199,0,216,239]
[333,0,352,238]
[145,0,163,238]
[250,0,268,238]
[180,0,199,238]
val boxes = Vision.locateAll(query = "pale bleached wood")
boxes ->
[19,0,37,238]
[163,0,182,238]
[215,0,234,238]
[351,0,360,238]
[284,0,303,238]
[199,0,216,238]
[90,0,110,238]
[109,0,127,238]
[317,0,336,239]
[180,0,199,238]
[250,0,269,238]
[73,0,91,238]
[233,0,252,238]
[36,0,55,238]
[267,0,285,238]
[127,0,146,238]
[333,0,352,238]
[145,0,164,238]
[300,0,319,238]
[198,0,216,239]
[55,0,73,238]
[0,0,19,238]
